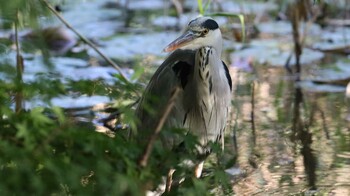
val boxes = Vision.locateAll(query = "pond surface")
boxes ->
[1,0,350,195]
[229,67,350,195]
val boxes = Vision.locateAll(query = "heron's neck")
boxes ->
[195,46,222,84]
[214,42,222,57]
[194,46,221,99]
[213,32,223,56]
[197,46,221,67]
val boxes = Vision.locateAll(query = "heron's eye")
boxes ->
[202,29,209,36]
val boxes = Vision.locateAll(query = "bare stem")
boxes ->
[285,1,320,75]
[138,87,180,167]
[15,11,24,113]
[291,1,302,81]
[40,0,129,82]
[250,81,256,145]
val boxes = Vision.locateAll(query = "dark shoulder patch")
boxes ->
[222,61,232,91]
[172,61,192,89]
[202,19,219,30]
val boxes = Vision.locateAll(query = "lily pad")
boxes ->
[88,32,178,60]
[60,0,121,26]
[127,0,165,10]
[313,42,350,54]
[1,53,129,83]
[62,66,119,82]
[306,60,350,85]
[257,21,322,36]
[152,15,228,29]
[231,39,324,67]
[51,57,88,68]
[312,27,350,53]
[220,1,278,14]
[298,81,346,93]
[42,0,123,39]
[152,16,182,29]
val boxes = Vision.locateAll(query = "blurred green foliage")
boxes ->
[0,0,50,28]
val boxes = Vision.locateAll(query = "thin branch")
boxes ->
[285,3,320,74]
[250,81,256,145]
[40,0,129,82]
[291,1,302,81]
[15,11,24,113]
[138,87,180,167]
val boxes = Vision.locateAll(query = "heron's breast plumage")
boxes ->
[181,47,231,149]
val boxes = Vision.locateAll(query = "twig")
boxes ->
[231,78,240,154]
[171,0,183,17]
[318,108,330,140]
[40,0,129,82]
[285,2,320,74]
[291,1,302,81]
[138,87,180,167]
[15,11,24,113]
[250,81,256,145]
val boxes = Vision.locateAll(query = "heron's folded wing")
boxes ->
[132,50,195,143]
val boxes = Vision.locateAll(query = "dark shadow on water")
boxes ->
[291,86,317,190]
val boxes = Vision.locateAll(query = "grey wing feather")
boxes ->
[131,50,196,147]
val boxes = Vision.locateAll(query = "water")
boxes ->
[230,67,350,195]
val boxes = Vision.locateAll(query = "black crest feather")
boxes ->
[202,19,219,30]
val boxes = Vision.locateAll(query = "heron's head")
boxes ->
[164,16,222,53]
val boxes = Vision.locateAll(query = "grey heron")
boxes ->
[132,16,232,189]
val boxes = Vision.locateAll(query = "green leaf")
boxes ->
[197,0,204,15]
[30,107,53,127]
[197,0,211,15]
[131,66,144,81]
[51,106,66,124]
[0,0,50,28]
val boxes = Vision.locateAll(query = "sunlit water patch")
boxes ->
[88,32,179,60]
[231,39,324,67]
[312,27,350,54]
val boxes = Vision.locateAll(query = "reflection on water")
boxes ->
[291,87,316,190]
[230,67,350,195]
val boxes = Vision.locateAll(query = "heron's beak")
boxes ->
[163,30,196,52]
